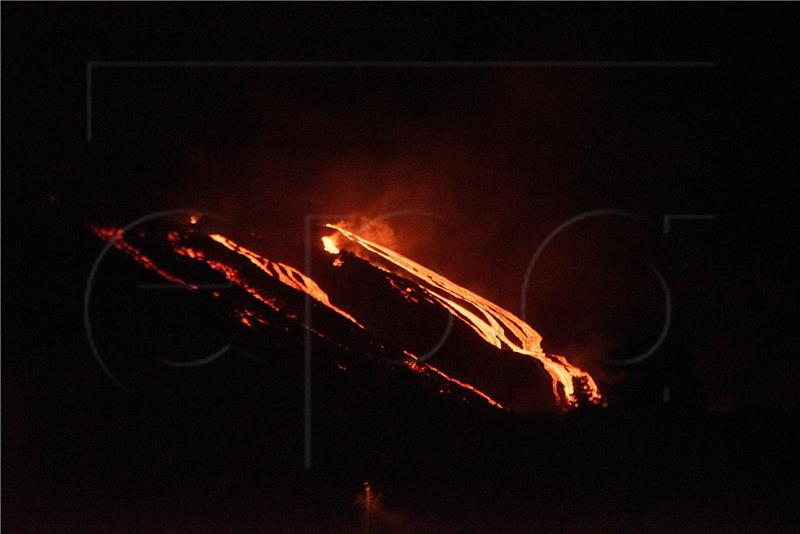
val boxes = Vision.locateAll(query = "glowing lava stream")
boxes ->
[206,233,505,408]
[325,224,603,407]
[208,233,361,325]
[91,225,515,410]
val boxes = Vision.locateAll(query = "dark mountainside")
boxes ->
[7,218,795,532]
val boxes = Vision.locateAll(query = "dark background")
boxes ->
[3,4,798,531]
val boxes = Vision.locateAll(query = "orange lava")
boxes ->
[90,226,195,289]
[208,234,361,326]
[403,351,505,408]
[322,235,340,254]
[325,224,603,408]
[91,225,512,411]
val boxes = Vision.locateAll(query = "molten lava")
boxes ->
[324,224,603,408]
[403,350,504,409]
[91,226,195,289]
[322,235,340,254]
[208,233,359,325]
[91,219,595,411]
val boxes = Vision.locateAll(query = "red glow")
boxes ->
[326,224,603,408]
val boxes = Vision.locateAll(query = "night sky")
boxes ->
[3,4,798,531]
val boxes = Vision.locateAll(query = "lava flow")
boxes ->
[207,233,360,325]
[90,222,506,409]
[200,233,505,408]
[324,225,603,408]
[90,218,598,410]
